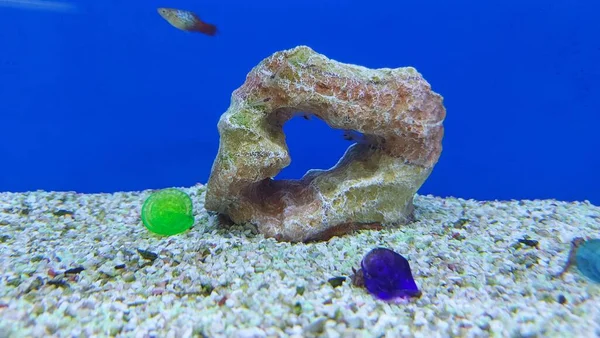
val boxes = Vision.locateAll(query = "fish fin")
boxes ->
[192,21,217,36]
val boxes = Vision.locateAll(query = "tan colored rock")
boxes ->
[205,46,446,242]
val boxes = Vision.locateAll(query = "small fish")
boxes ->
[342,130,384,148]
[157,8,217,36]
[291,112,313,120]
[342,130,369,144]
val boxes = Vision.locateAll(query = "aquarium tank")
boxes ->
[0,0,598,336]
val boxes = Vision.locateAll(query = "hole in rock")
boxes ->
[274,112,360,180]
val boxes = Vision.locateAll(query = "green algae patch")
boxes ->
[141,188,194,236]
[229,109,259,129]
[287,47,312,67]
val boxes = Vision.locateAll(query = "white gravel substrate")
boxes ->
[0,185,599,338]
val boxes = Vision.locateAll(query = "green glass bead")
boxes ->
[141,188,194,236]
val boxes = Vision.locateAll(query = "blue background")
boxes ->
[1,0,598,204]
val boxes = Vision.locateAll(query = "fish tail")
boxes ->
[193,21,217,36]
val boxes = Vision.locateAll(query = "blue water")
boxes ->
[1,0,598,204]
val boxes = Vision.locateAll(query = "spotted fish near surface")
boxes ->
[157,8,217,36]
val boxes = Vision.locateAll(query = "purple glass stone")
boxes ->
[361,247,420,301]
